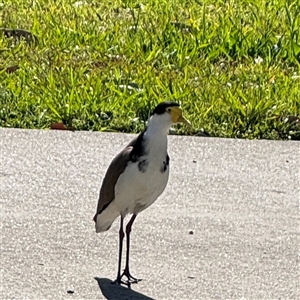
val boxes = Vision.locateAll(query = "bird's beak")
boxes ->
[170,107,191,127]
[177,114,191,127]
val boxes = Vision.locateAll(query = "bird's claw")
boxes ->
[112,271,142,287]
[123,275,141,285]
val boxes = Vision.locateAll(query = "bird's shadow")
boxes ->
[94,277,155,300]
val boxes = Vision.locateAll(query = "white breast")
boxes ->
[113,134,169,216]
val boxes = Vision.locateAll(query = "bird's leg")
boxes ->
[113,215,125,285]
[120,213,141,285]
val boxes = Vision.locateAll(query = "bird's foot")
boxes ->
[121,271,142,285]
[112,269,142,287]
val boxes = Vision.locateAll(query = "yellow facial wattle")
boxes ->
[169,106,191,126]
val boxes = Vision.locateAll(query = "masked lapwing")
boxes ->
[93,101,190,286]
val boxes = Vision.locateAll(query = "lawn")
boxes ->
[0,0,299,139]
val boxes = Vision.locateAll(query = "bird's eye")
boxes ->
[166,108,171,113]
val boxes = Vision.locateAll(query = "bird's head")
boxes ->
[151,101,191,129]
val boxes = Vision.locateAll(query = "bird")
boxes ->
[93,101,190,287]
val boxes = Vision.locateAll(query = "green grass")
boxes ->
[1,0,299,139]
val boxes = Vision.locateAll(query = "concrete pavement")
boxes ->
[0,128,299,299]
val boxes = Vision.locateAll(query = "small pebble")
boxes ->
[67,290,74,294]
[193,160,197,163]
[189,230,194,235]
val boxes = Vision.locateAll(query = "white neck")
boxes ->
[145,114,173,137]
[142,114,172,157]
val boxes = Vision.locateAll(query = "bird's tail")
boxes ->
[93,205,120,233]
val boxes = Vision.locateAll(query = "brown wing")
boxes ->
[93,136,140,222]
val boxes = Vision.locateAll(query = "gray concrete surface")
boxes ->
[0,128,299,300]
